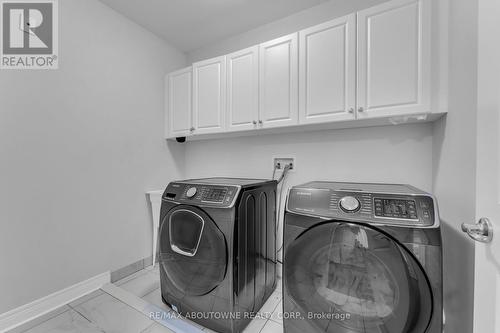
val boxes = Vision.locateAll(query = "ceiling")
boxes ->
[99,0,329,52]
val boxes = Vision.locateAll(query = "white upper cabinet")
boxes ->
[259,33,298,129]
[166,67,192,138]
[193,56,226,134]
[227,46,259,132]
[299,14,356,124]
[165,0,441,140]
[356,0,431,118]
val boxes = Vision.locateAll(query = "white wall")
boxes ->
[432,0,477,331]
[0,0,186,313]
[185,124,433,190]
[185,124,434,260]
[187,0,389,63]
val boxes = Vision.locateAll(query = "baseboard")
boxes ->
[0,271,110,333]
[110,254,157,283]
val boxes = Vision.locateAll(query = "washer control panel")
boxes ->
[163,182,240,208]
[201,187,227,203]
[287,188,436,227]
[374,198,417,219]
[372,195,435,225]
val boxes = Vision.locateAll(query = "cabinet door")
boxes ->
[193,56,226,134]
[299,14,356,124]
[166,67,192,138]
[259,33,298,129]
[357,0,430,118]
[227,46,259,132]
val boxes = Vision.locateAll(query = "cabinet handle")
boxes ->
[358,107,364,113]
[252,120,257,125]
[348,108,354,114]
[258,120,263,125]
[190,127,195,132]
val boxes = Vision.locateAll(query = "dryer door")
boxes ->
[160,205,227,296]
[284,222,433,333]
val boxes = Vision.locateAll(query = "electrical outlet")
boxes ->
[274,157,295,171]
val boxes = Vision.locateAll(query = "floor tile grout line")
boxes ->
[12,308,72,333]
[11,277,234,333]
[103,284,205,332]
[41,272,280,333]
[75,283,182,333]
[100,284,184,330]
[258,319,270,333]
[140,322,158,333]
[144,268,160,276]
[115,269,150,286]
[94,286,161,325]
[258,294,282,319]
[13,289,108,333]
[67,289,105,309]
[269,299,281,314]
[142,286,161,299]
[116,264,159,285]
[66,299,109,333]
[102,288,170,332]
[113,269,160,298]
[100,287,153,317]
[66,303,93,325]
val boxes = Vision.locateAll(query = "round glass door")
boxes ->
[160,205,227,296]
[285,222,433,333]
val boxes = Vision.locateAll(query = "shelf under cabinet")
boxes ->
[166,112,446,142]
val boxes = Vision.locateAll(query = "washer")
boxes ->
[159,178,277,333]
[283,182,442,333]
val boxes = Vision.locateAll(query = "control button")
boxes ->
[423,210,430,219]
[339,196,361,213]
[186,187,197,198]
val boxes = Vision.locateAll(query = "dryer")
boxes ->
[283,182,442,333]
[159,178,277,333]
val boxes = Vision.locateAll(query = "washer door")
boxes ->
[285,222,433,333]
[160,205,227,296]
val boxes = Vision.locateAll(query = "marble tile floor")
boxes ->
[7,265,284,333]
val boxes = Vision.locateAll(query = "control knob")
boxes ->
[339,196,360,213]
[186,187,197,198]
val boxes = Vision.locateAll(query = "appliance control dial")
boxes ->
[339,196,360,212]
[186,187,197,198]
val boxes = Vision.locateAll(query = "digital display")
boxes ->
[202,188,227,202]
[374,198,418,219]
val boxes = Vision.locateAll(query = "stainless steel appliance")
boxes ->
[159,178,277,333]
[283,182,443,333]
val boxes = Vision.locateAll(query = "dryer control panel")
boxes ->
[163,182,240,208]
[287,187,437,227]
